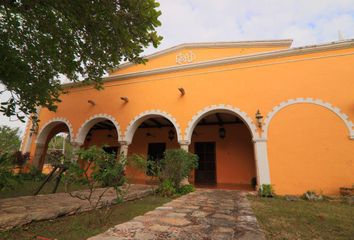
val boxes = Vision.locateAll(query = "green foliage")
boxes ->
[159,149,198,189]
[20,165,46,181]
[0,152,19,191]
[259,184,274,197]
[0,1,162,121]
[11,151,30,167]
[177,184,195,195]
[158,179,176,197]
[47,135,73,157]
[127,154,148,173]
[0,125,21,153]
[64,146,127,206]
[45,150,64,166]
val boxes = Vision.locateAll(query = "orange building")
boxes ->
[21,39,354,195]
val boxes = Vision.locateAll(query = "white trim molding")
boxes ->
[124,110,182,145]
[262,98,354,140]
[184,104,260,143]
[75,114,122,145]
[36,117,74,144]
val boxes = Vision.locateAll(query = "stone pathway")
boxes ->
[0,184,153,231]
[89,189,265,240]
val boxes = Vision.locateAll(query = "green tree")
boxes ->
[0,125,21,153]
[0,0,162,122]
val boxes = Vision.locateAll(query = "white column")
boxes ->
[179,141,190,185]
[32,142,45,168]
[180,140,190,151]
[253,139,271,187]
[23,132,34,153]
[119,141,129,157]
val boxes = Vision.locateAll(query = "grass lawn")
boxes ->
[249,196,354,240]
[0,195,171,240]
[0,180,88,199]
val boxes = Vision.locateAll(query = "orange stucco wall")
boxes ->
[23,41,354,195]
[268,104,354,195]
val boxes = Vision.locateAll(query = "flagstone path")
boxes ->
[89,189,265,240]
[0,184,153,231]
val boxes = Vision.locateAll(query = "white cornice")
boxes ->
[62,39,354,89]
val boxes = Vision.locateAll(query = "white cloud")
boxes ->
[1,0,354,130]
[148,0,354,52]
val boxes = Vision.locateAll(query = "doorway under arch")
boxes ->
[188,111,257,190]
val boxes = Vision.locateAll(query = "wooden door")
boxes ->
[194,142,216,184]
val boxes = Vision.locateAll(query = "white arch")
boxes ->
[184,104,259,143]
[36,117,74,144]
[124,110,182,144]
[262,98,354,140]
[75,114,121,145]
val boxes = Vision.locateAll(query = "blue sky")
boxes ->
[1,0,354,132]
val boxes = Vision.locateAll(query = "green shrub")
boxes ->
[158,179,176,197]
[159,149,198,189]
[0,153,19,191]
[177,184,195,195]
[64,146,127,205]
[259,184,274,197]
[127,154,148,174]
[11,151,30,167]
[20,165,46,181]
[45,150,64,166]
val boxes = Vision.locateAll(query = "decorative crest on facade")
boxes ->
[176,51,196,64]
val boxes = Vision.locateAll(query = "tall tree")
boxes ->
[0,0,162,122]
[0,125,21,153]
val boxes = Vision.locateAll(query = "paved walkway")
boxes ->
[0,184,153,231]
[89,189,265,240]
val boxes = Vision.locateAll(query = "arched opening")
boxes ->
[33,120,72,171]
[43,132,71,174]
[189,112,257,190]
[82,119,120,155]
[126,116,180,184]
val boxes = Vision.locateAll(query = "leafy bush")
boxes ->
[45,150,64,166]
[63,146,127,206]
[177,184,195,195]
[158,179,176,197]
[259,184,274,197]
[0,153,19,191]
[19,165,46,181]
[11,151,30,167]
[159,149,198,189]
[127,154,148,174]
